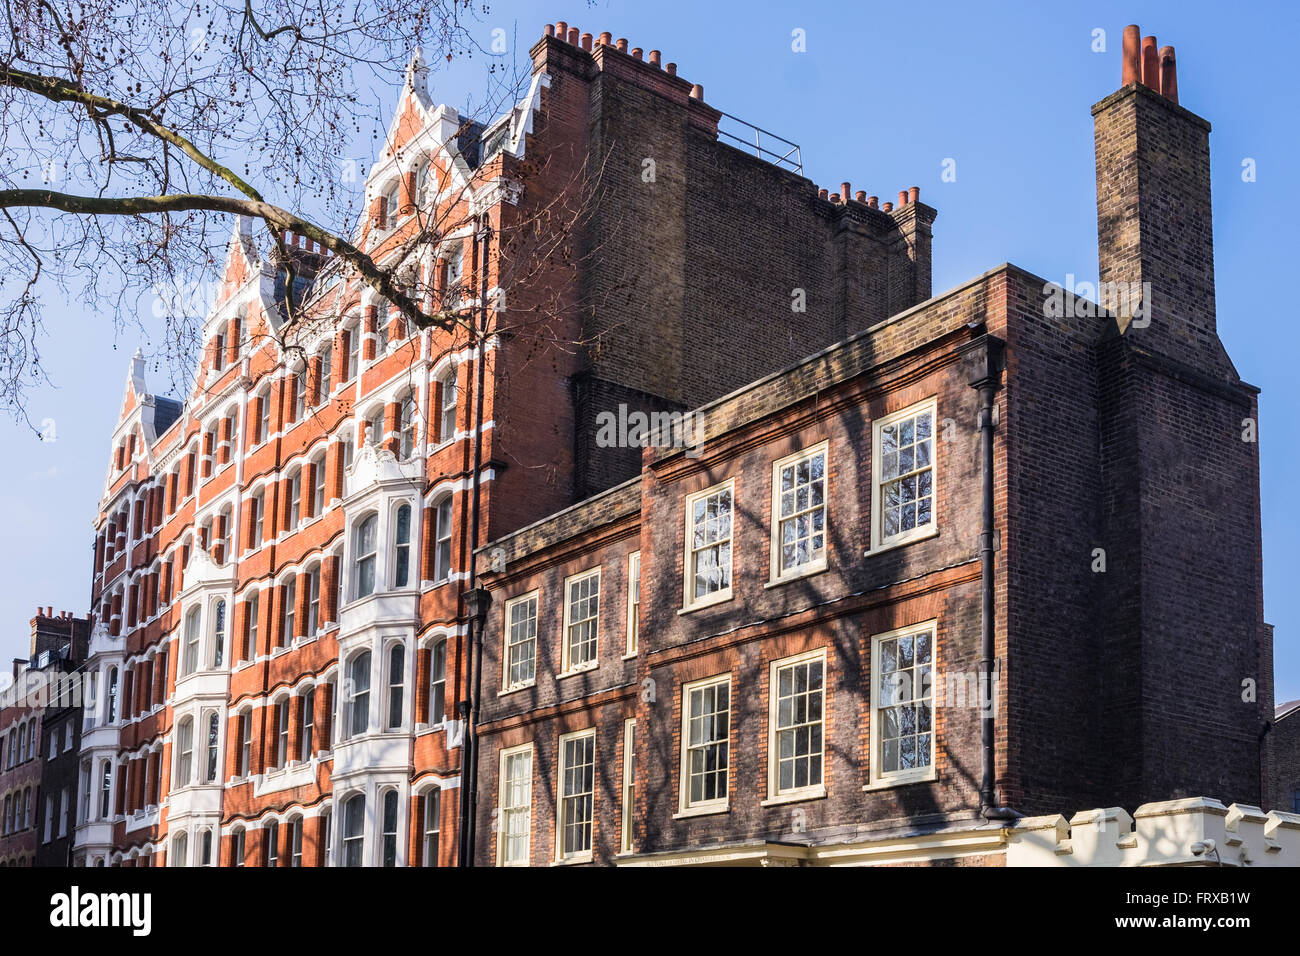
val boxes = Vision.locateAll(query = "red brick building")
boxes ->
[72,22,1270,867]
[72,22,935,866]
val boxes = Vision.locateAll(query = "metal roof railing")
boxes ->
[715,110,802,175]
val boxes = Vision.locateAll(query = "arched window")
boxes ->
[171,831,188,867]
[205,711,220,783]
[333,545,345,619]
[343,794,365,867]
[265,820,279,867]
[204,424,219,477]
[225,411,239,458]
[182,608,200,675]
[258,387,272,445]
[382,181,400,226]
[354,515,378,599]
[305,565,321,636]
[415,160,434,206]
[344,321,360,381]
[210,600,226,668]
[445,245,465,306]
[99,760,113,818]
[311,454,326,517]
[244,592,260,660]
[301,688,316,758]
[199,829,213,866]
[175,718,194,787]
[437,367,457,442]
[432,497,452,584]
[289,817,304,867]
[387,644,405,731]
[343,428,356,474]
[293,365,308,423]
[238,710,252,777]
[317,348,332,406]
[250,492,264,547]
[422,789,441,867]
[231,827,246,867]
[288,468,302,529]
[281,574,297,646]
[366,408,384,448]
[106,667,119,723]
[347,652,371,738]
[381,789,399,867]
[275,701,290,768]
[217,506,232,562]
[393,504,411,589]
[399,394,417,460]
[428,640,446,725]
[323,808,333,866]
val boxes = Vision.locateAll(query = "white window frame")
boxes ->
[625,551,641,657]
[677,673,731,816]
[869,398,939,553]
[496,744,533,867]
[502,590,539,691]
[422,788,441,867]
[681,479,735,612]
[431,497,453,584]
[561,568,600,676]
[386,641,406,731]
[620,718,635,854]
[427,639,447,726]
[769,441,830,583]
[866,620,938,789]
[555,729,595,864]
[765,648,828,804]
[438,367,458,443]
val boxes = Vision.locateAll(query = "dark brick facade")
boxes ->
[469,50,1269,865]
[1267,700,1300,814]
[1,610,89,868]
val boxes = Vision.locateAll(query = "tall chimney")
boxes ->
[1093,24,1230,375]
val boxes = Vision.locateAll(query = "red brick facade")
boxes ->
[73,24,937,866]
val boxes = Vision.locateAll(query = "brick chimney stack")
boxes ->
[1093,23,1231,376]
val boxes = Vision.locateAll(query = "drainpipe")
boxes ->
[456,215,493,867]
[963,334,1016,822]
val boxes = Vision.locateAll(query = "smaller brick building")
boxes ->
[1,610,89,867]
[1268,699,1300,814]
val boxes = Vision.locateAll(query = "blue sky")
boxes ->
[4,0,1297,703]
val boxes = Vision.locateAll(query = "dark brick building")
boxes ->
[1,609,89,867]
[469,24,1271,866]
[1268,698,1300,814]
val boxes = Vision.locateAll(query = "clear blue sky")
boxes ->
[4,0,1297,704]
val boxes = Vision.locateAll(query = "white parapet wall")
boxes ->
[1008,797,1300,867]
